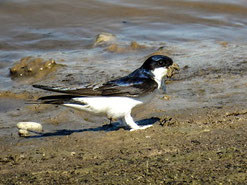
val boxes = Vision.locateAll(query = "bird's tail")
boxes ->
[28,95,81,105]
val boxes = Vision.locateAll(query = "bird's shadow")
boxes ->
[26,117,160,138]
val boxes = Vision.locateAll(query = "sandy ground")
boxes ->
[0,41,247,184]
[0,106,246,184]
[1,0,247,183]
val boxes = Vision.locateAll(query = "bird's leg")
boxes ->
[118,118,127,128]
[124,113,152,131]
[109,117,114,127]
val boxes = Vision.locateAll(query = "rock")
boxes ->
[18,129,30,137]
[17,122,43,132]
[129,41,146,50]
[107,41,146,53]
[161,95,171,101]
[107,44,125,53]
[9,56,62,80]
[94,32,116,46]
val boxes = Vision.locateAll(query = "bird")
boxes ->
[33,55,173,131]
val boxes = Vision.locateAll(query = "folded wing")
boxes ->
[33,78,157,98]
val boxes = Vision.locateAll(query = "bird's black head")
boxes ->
[141,55,173,71]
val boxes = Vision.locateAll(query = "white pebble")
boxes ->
[17,122,43,132]
[18,129,29,137]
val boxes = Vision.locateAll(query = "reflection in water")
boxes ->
[1,0,246,79]
[0,0,247,51]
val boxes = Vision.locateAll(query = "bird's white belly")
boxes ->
[63,96,145,119]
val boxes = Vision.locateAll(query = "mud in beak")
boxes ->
[166,63,180,78]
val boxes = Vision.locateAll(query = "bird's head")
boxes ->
[141,55,173,82]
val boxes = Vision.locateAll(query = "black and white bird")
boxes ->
[33,55,173,131]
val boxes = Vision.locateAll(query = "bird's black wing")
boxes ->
[33,78,157,98]
[33,84,101,96]
[98,77,157,97]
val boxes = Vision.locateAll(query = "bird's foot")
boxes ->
[116,119,128,128]
[130,124,153,131]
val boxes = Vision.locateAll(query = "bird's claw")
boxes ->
[130,124,153,131]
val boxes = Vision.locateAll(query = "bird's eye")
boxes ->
[158,60,163,66]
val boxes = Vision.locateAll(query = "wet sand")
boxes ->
[0,106,246,184]
[1,0,247,184]
[0,40,247,184]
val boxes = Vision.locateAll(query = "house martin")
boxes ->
[33,55,173,131]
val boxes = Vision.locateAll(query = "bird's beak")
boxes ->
[161,78,166,93]
[160,63,180,93]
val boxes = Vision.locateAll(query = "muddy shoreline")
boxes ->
[0,40,247,184]
[0,106,246,184]
[1,0,247,183]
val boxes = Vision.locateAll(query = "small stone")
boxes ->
[18,129,29,137]
[162,95,171,101]
[94,32,116,46]
[129,41,146,50]
[17,122,43,132]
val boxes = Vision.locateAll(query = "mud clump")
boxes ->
[167,63,180,78]
[107,43,125,53]
[149,46,174,57]
[93,32,146,52]
[159,116,178,126]
[107,41,146,53]
[129,41,146,50]
[93,32,116,46]
[9,57,62,81]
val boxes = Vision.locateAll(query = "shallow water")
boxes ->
[1,0,247,67]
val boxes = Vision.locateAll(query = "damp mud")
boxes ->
[0,107,246,184]
[1,0,247,184]
[9,57,63,83]
[0,41,247,184]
